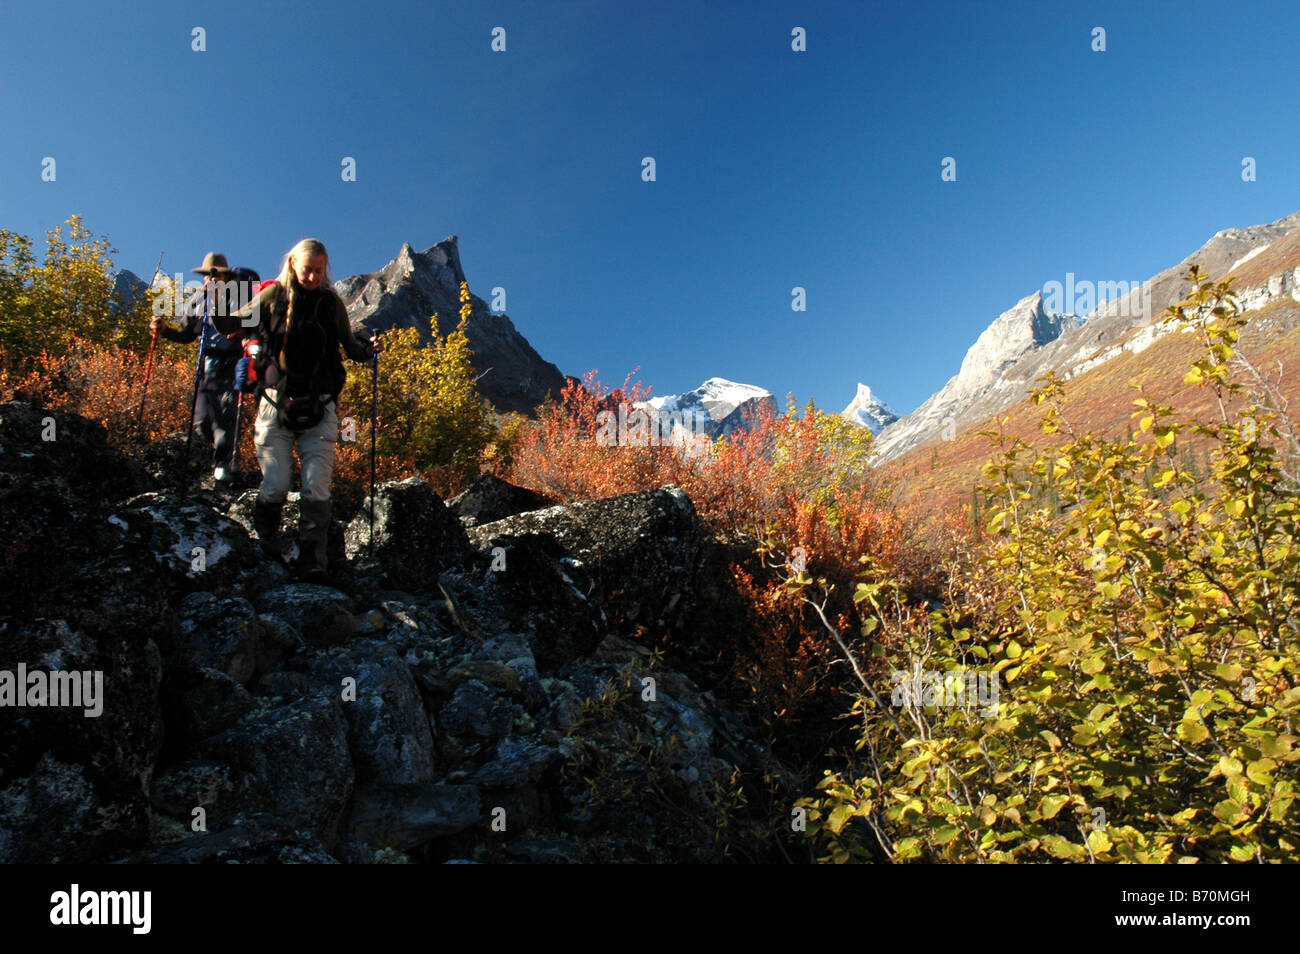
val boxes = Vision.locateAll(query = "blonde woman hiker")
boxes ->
[221,238,384,581]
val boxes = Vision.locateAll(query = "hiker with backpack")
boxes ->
[149,252,250,488]
[221,238,384,581]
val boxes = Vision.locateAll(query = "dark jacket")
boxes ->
[167,286,245,389]
[224,282,372,401]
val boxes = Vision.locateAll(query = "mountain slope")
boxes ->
[873,209,1300,463]
[883,230,1300,515]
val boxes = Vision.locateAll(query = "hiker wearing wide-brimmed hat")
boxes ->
[190,251,233,276]
[150,251,247,487]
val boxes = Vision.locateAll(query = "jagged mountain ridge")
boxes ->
[872,208,1300,462]
[335,238,566,416]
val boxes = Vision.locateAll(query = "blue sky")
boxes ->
[2,0,1297,416]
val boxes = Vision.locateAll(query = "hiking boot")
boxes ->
[252,498,285,562]
[296,499,331,582]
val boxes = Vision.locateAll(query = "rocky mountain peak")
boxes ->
[334,237,563,416]
[840,383,898,435]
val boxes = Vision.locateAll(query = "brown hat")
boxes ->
[192,252,231,275]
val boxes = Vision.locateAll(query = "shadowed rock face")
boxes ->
[1,402,798,863]
[334,237,567,416]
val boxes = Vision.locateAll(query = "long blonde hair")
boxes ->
[275,237,331,330]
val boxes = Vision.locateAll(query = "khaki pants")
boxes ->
[253,390,338,503]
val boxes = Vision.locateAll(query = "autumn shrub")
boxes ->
[335,281,503,502]
[0,216,153,364]
[0,338,195,449]
[797,268,1300,863]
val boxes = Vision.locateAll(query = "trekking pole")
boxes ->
[229,391,244,475]
[369,346,379,558]
[136,252,165,429]
[180,284,212,492]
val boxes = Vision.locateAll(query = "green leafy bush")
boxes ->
[795,268,1299,863]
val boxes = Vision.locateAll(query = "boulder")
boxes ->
[157,665,256,760]
[344,478,472,590]
[0,400,152,502]
[175,592,260,684]
[151,695,354,850]
[127,813,339,864]
[306,641,437,789]
[255,584,355,647]
[439,680,517,741]
[344,782,480,851]
[109,493,260,593]
[467,487,708,659]
[447,474,550,527]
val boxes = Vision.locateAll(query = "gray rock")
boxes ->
[344,478,472,591]
[345,782,480,850]
[256,584,355,647]
[158,665,256,758]
[126,813,339,864]
[0,615,165,864]
[112,493,259,593]
[502,838,582,864]
[152,695,354,850]
[447,474,551,527]
[467,488,707,662]
[176,592,260,684]
[307,641,436,788]
[470,739,559,788]
[439,680,516,740]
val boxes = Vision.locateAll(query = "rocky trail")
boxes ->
[0,400,798,864]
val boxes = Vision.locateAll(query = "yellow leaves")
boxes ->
[1087,828,1112,855]
[1178,716,1210,744]
[1038,794,1070,819]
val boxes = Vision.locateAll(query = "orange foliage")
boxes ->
[1,336,193,448]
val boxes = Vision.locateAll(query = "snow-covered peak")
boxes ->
[840,382,899,435]
[637,376,776,438]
